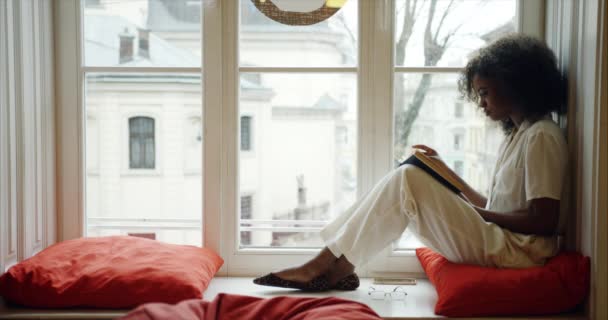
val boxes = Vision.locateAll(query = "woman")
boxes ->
[254,34,568,291]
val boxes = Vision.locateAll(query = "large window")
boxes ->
[82,0,203,246]
[57,0,539,275]
[238,0,358,249]
[392,0,514,252]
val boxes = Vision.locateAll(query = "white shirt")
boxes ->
[486,117,568,216]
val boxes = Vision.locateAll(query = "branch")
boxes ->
[441,21,465,48]
[396,1,406,15]
[334,13,356,48]
[411,0,421,18]
[395,0,420,65]
[424,0,437,44]
[413,1,425,21]
[433,0,456,44]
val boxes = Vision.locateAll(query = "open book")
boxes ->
[398,149,465,194]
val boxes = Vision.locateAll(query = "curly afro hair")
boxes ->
[458,34,567,133]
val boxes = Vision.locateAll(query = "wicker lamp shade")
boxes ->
[251,0,348,26]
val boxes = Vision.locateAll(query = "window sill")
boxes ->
[0,278,586,320]
[120,169,162,177]
[204,277,586,319]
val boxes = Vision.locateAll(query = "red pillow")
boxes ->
[0,236,223,308]
[120,293,382,320]
[416,247,589,317]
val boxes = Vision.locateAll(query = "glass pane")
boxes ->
[83,0,201,67]
[85,73,203,246]
[239,73,357,248]
[394,0,516,67]
[239,0,358,67]
[393,73,504,249]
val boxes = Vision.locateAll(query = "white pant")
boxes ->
[320,165,558,268]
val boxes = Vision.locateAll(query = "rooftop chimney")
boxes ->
[138,28,150,59]
[119,28,134,64]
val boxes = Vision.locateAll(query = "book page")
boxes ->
[413,150,465,192]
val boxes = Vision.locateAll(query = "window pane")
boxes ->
[129,117,156,169]
[240,116,252,151]
[239,0,358,67]
[393,73,504,249]
[394,0,516,67]
[85,73,203,246]
[239,73,357,248]
[240,195,253,245]
[83,0,201,67]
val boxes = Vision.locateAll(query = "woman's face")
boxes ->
[472,74,515,122]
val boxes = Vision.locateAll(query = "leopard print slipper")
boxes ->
[253,273,331,291]
[333,273,360,291]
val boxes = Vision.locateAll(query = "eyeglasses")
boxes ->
[368,286,407,300]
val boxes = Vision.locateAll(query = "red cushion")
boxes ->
[0,236,223,308]
[416,247,590,317]
[119,293,382,320]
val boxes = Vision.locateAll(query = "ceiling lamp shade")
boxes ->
[252,0,348,26]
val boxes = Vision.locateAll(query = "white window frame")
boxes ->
[54,0,544,276]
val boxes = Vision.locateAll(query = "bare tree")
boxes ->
[394,0,463,160]
[334,0,464,160]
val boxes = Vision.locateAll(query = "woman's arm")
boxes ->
[473,197,560,236]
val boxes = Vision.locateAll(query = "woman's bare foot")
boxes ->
[272,247,338,283]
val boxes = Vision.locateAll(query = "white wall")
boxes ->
[546,0,607,318]
[0,0,55,272]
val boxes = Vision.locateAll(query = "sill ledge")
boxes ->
[0,277,586,320]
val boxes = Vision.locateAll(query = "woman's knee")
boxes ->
[399,164,429,183]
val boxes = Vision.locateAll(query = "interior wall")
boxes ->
[0,0,56,273]
[595,1,607,318]
[545,0,607,319]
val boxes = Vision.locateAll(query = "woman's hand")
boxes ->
[411,144,448,170]
[412,143,488,208]
[411,144,439,158]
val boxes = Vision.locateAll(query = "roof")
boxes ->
[84,13,198,67]
[146,0,200,32]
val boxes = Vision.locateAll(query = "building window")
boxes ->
[240,115,252,151]
[455,102,464,118]
[454,161,464,177]
[337,126,348,144]
[240,195,253,246]
[454,133,464,150]
[129,116,155,169]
